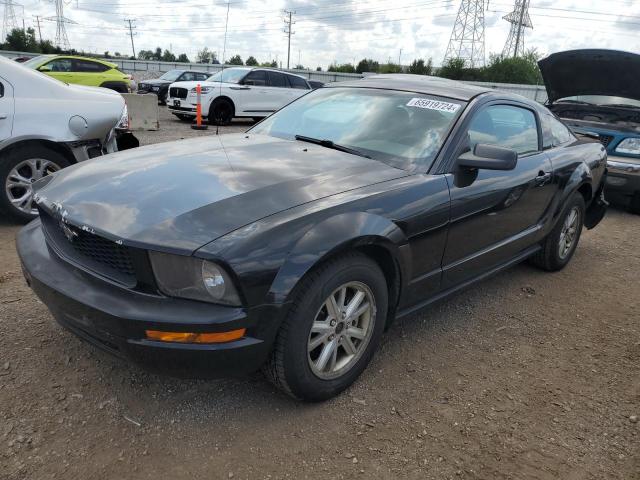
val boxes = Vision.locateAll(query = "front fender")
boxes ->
[268,212,408,304]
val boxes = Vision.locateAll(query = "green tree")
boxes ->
[227,54,243,65]
[196,47,212,63]
[379,62,402,74]
[356,58,379,74]
[260,60,277,68]
[437,58,467,80]
[481,50,543,85]
[3,27,38,52]
[161,49,176,62]
[328,63,356,73]
[137,49,154,60]
[245,55,258,66]
[294,64,305,70]
[408,58,433,76]
[316,66,322,72]
[177,53,190,63]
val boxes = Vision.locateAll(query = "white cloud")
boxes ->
[15,0,640,67]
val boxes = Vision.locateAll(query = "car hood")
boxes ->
[141,78,171,86]
[539,49,640,103]
[34,134,408,254]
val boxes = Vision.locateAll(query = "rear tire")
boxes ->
[629,192,640,215]
[208,98,234,126]
[529,193,585,271]
[0,145,70,223]
[264,252,388,401]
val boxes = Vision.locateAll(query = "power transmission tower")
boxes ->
[501,0,532,58]
[44,0,73,50]
[283,10,295,69]
[124,18,136,58]
[443,0,485,68]
[1,0,19,41]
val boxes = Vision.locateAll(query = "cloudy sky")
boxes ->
[12,0,640,68]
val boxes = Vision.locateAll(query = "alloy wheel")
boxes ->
[558,206,580,259]
[5,158,61,215]
[307,281,376,380]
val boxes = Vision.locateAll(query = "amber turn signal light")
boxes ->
[145,328,246,344]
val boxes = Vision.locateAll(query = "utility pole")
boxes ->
[398,48,402,66]
[34,14,42,42]
[443,0,486,68]
[283,9,295,69]
[124,18,136,58]
[221,0,230,64]
[501,0,532,58]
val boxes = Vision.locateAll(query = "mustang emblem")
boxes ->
[60,221,79,242]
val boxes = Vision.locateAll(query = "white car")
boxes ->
[0,56,137,222]
[167,67,312,124]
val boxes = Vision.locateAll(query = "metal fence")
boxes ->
[1,50,548,102]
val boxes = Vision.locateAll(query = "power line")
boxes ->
[284,9,295,69]
[443,0,485,68]
[502,0,532,58]
[124,18,136,57]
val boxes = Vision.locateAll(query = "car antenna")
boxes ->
[217,1,230,136]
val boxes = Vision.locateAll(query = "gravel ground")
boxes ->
[1,109,638,480]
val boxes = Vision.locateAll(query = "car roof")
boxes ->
[251,67,308,81]
[327,74,494,102]
[44,54,118,69]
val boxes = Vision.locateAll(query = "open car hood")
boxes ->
[538,49,640,104]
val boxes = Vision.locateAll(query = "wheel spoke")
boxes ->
[342,336,357,355]
[315,339,337,372]
[346,326,366,340]
[347,302,370,323]
[308,332,329,352]
[7,172,31,188]
[325,294,341,321]
[344,290,365,320]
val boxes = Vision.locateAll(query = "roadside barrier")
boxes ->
[191,83,208,131]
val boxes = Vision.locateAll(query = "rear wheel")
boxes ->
[264,253,388,401]
[629,192,640,215]
[0,145,70,223]
[208,99,234,126]
[529,193,585,271]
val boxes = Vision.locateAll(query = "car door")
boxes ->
[40,58,74,84]
[285,74,311,102]
[72,59,109,86]
[264,71,294,112]
[441,102,556,289]
[237,70,269,114]
[0,77,14,141]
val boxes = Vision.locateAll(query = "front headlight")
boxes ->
[115,103,129,130]
[149,251,241,306]
[615,138,640,155]
[151,86,159,91]
[190,86,213,94]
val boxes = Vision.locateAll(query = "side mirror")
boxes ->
[457,143,518,171]
[37,65,52,72]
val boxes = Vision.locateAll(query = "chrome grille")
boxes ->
[169,87,188,99]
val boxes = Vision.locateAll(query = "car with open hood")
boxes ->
[17,75,607,401]
[137,69,210,104]
[0,56,138,223]
[539,49,640,213]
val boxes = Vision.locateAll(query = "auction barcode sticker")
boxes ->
[406,98,461,113]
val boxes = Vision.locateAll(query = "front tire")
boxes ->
[208,98,234,126]
[0,145,69,223]
[529,193,585,271]
[264,253,388,401]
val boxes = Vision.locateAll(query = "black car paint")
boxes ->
[137,71,208,100]
[17,81,607,377]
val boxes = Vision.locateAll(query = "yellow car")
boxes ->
[23,55,131,93]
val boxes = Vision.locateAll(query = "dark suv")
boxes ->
[137,69,210,104]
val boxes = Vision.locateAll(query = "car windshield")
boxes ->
[159,70,183,81]
[22,55,51,68]
[558,95,640,108]
[249,87,465,170]
[206,68,250,84]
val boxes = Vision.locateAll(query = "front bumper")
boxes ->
[17,221,282,378]
[606,156,640,200]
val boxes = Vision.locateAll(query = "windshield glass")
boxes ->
[159,70,183,81]
[22,55,51,68]
[206,68,250,84]
[250,87,465,170]
[558,95,640,108]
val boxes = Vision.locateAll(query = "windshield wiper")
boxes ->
[294,135,371,159]
[600,103,640,110]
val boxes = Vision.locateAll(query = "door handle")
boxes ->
[0,114,7,120]
[534,171,552,186]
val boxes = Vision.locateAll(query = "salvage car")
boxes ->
[0,56,138,222]
[539,49,640,213]
[23,54,132,93]
[18,75,607,401]
[167,67,311,124]
[137,69,210,105]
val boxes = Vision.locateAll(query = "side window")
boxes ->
[243,70,267,86]
[46,58,73,72]
[468,105,539,155]
[73,60,109,73]
[267,71,287,88]
[549,115,574,145]
[180,72,196,81]
[0,82,4,98]
[196,73,209,81]
[287,75,309,90]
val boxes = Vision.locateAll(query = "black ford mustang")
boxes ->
[18,75,607,401]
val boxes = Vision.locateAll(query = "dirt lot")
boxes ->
[1,109,638,480]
